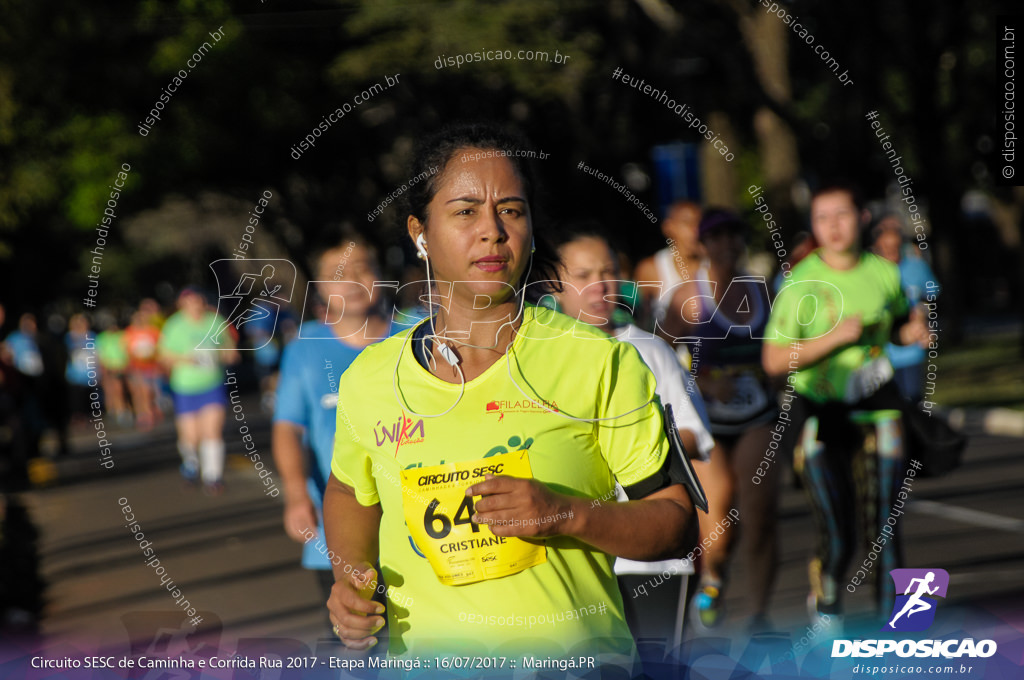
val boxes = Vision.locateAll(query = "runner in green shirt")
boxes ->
[762,181,928,629]
[96,320,131,426]
[159,288,238,494]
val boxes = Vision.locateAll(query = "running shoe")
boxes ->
[179,462,199,484]
[806,593,844,637]
[203,480,225,497]
[690,580,724,630]
[806,560,843,634]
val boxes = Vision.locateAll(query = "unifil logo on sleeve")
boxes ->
[882,568,949,632]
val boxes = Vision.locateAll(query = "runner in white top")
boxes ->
[551,225,713,460]
[550,224,714,644]
[648,249,687,323]
[614,324,714,460]
[634,200,703,337]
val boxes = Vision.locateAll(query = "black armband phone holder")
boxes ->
[620,404,709,512]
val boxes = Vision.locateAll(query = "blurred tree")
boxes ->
[790,0,1017,343]
[0,0,1016,348]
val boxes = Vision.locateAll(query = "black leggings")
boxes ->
[789,382,909,612]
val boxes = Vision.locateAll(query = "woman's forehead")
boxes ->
[436,153,525,197]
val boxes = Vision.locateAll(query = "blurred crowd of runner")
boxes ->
[0,147,943,652]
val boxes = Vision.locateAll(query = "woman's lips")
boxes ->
[474,257,507,272]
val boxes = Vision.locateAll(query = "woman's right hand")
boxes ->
[327,563,386,649]
[832,315,864,348]
[283,497,318,543]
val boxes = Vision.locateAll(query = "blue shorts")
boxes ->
[173,384,228,415]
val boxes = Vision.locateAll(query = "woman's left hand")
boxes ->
[466,475,578,538]
[899,307,930,348]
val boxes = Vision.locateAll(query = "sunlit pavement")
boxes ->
[15,396,1024,665]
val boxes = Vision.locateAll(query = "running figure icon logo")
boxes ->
[882,568,949,632]
[203,259,296,350]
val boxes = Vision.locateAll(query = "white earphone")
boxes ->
[437,342,460,366]
[413,233,459,366]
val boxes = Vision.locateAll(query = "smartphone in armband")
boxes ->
[663,404,709,513]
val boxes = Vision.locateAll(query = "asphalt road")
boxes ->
[13,398,1024,668]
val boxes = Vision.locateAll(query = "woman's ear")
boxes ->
[407,215,424,245]
[408,216,428,260]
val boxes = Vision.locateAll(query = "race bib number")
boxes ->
[400,450,547,586]
[16,349,44,377]
[134,337,157,359]
[706,369,769,421]
[194,351,216,368]
[71,348,93,370]
[845,355,894,403]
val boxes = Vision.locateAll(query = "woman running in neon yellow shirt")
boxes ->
[323,123,697,665]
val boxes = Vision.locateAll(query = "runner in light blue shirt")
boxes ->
[272,237,395,626]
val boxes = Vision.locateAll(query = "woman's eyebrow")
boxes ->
[445,196,526,205]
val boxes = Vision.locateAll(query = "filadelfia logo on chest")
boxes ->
[485,398,558,422]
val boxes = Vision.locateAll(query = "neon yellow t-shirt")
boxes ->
[764,251,909,403]
[331,304,668,659]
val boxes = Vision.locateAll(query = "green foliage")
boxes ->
[0,0,1015,326]
[328,0,595,101]
[62,114,141,228]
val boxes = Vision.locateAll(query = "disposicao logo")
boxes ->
[832,568,997,659]
[884,568,949,632]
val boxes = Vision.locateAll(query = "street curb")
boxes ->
[949,407,1024,438]
[981,407,1024,438]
